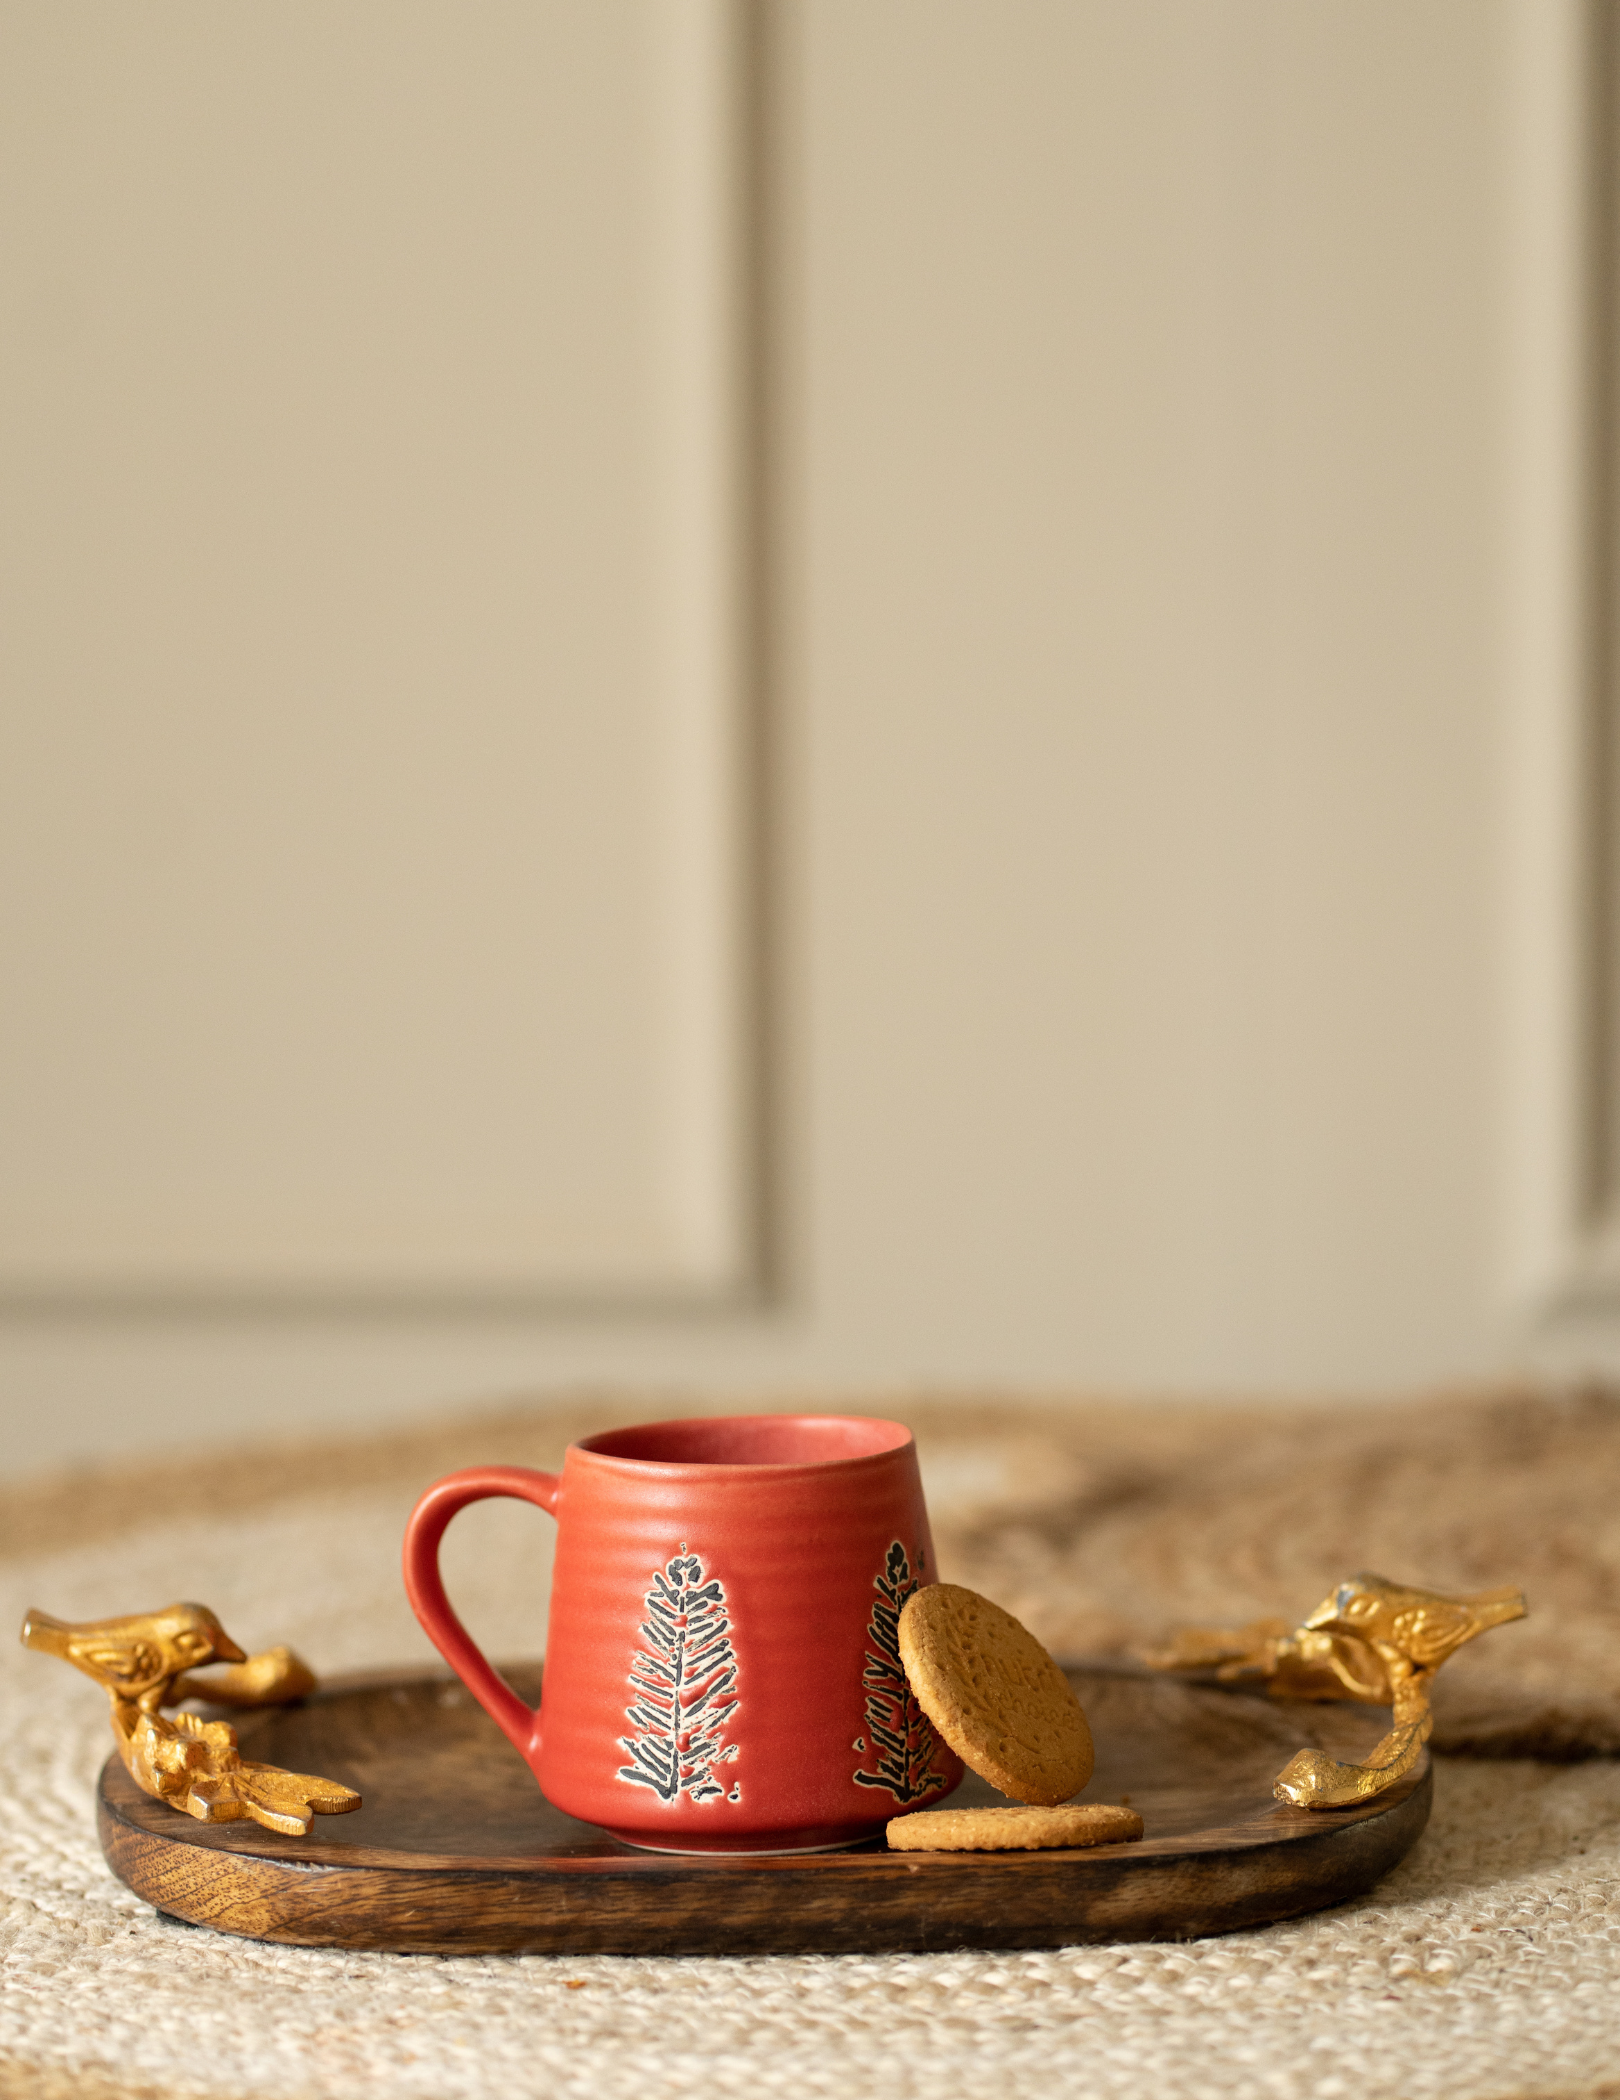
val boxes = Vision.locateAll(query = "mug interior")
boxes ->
[578,1414,910,1468]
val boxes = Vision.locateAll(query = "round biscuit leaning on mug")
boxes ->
[402,1414,964,1852]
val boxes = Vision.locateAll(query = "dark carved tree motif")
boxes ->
[617,1548,741,1805]
[852,1540,950,1803]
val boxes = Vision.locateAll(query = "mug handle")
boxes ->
[402,1466,560,1763]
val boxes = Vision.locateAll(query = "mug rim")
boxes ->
[572,1411,914,1474]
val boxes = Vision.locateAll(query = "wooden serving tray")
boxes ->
[97,1666,1430,1957]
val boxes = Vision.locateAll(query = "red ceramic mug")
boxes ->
[402,1414,963,1852]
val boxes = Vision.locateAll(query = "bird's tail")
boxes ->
[19,1608,71,1658]
[1463,1584,1528,1631]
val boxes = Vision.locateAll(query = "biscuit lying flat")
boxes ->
[898,1583,1093,1805]
[887,1804,1144,1852]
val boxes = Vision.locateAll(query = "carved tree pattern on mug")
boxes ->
[617,1548,741,1804]
[852,1540,950,1802]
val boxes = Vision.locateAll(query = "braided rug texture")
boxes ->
[2,1388,1618,2100]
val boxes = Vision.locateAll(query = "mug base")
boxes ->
[603,1823,881,1857]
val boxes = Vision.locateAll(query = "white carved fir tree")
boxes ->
[618,1548,741,1804]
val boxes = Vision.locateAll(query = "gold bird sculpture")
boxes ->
[21,1600,359,1837]
[1298,1574,1526,1682]
[1146,1571,1527,1810]
[21,1603,247,1713]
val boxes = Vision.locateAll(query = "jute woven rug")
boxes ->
[2,1387,1618,2100]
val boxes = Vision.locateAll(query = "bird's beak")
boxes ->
[1298,1586,1356,1636]
[212,1631,248,1664]
[19,1609,70,1658]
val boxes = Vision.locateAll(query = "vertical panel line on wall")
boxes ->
[650,0,756,1297]
[1503,0,1620,1326]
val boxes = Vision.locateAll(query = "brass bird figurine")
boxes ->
[22,1603,248,1712]
[22,1600,358,1836]
[1294,1574,1526,1701]
[1145,1572,1527,1810]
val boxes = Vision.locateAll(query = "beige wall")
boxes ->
[0,1,1589,1478]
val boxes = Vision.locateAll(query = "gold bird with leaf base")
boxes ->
[1143,1572,1527,1809]
[22,1602,360,1836]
